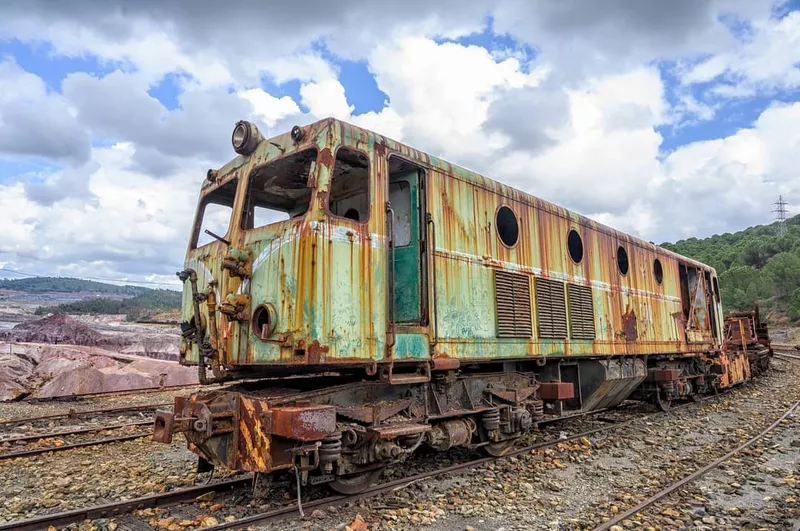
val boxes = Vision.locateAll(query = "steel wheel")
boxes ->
[329,469,383,494]
[654,389,672,412]
[482,440,517,457]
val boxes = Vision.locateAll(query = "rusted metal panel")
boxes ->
[538,382,575,400]
[269,404,336,441]
[650,368,681,381]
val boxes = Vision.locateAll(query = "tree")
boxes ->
[764,252,800,298]
[788,288,800,322]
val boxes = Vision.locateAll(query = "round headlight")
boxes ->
[231,120,261,155]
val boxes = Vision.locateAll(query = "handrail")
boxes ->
[427,213,438,353]
[386,202,396,352]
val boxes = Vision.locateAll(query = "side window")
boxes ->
[329,148,369,222]
[389,181,412,247]
[241,149,317,230]
[194,178,238,248]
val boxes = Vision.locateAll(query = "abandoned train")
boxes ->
[153,117,772,493]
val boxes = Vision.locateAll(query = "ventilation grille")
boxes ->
[536,277,568,339]
[495,270,533,338]
[568,284,596,340]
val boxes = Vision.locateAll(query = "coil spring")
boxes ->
[529,400,544,421]
[319,433,342,464]
[482,409,500,432]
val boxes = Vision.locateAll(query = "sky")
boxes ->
[0,0,799,287]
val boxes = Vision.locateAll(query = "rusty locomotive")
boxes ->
[153,118,772,493]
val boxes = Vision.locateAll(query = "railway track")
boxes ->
[0,402,169,427]
[0,403,165,461]
[0,398,704,531]
[19,383,204,404]
[592,398,800,531]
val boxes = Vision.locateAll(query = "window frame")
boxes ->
[567,228,584,264]
[495,204,520,249]
[325,145,372,225]
[190,175,239,250]
[240,148,319,232]
[653,258,664,285]
[616,245,629,276]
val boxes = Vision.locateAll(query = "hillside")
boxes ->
[34,289,182,322]
[661,214,800,321]
[0,276,148,296]
[0,276,181,322]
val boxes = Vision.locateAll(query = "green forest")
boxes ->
[0,277,181,321]
[660,215,800,321]
[0,277,149,296]
[34,289,182,321]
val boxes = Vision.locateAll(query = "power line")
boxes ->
[0,267,180,287]
[773,195,788,237]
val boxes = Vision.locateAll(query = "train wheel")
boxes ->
[482,440,517,457]
[329,469,383,494]
[654,389,672,412]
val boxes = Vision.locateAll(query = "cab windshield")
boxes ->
[241,149,317,230]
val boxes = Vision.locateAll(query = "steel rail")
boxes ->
[592,399,800,531]
[774,352,800,361]
[0,420,153,444]
[0,476,252,531]
[0,402,169,427]
[0,432,151,461]
[21,383,202,403]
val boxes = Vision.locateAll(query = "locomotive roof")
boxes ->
[228,117,713,274]
[327,118,714,274]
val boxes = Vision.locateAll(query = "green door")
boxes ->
[389,171,421,323]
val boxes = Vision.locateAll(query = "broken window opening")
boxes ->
[329,148,370,222]
[241,149,317,230]
[194,177,238,248]
[389,181,412,247]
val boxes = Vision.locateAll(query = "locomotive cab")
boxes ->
[178,118,432,383]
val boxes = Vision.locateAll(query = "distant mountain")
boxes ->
[0,276,149,296]
[34,289,183,322]
[661,214,800,322]
[0,276,182,322]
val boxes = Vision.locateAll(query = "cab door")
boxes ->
[389,171,422,324]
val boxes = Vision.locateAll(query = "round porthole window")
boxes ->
[653,258,664,285]
[568,229,583,264]
[496,206,519,247]
[617,246,629,275]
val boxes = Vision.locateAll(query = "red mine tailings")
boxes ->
[1,313,104,345]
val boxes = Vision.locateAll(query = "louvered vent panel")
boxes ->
[536,277,568,339]
[568,284,596,340]
[495,270,533,338]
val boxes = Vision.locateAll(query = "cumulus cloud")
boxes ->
[0,0,797,283]
[0,59,90,165]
